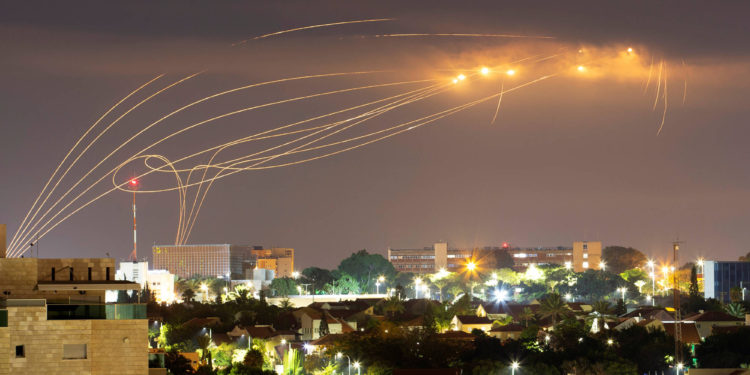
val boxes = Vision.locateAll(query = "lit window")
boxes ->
[583,262,589,269]
[583,253,588,259]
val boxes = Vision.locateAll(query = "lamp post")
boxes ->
[414,278,422,299]
[376,276,385,294]
[336,352,352,375]
[648,260,656,304]
[618,287,626,302]
[353,361,361,375]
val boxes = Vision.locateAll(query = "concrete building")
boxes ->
[0,226,147,374]
[152,244,230,279]
[703,261,750,303]
[152,244,294,279]
[572,241,603,272]
[146,270,176,304]
[388,241,602,274]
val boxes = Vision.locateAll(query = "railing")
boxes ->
[47,303,146,320]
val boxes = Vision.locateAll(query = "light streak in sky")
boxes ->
[233,18,396,45]
[6,24,686,256]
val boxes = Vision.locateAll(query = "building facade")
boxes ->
[152,244,231,279]
[388,241,602,274]
[0,300,147,375]
[152,244,294,279]
[703,261,750,303]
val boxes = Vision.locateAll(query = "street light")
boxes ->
[292,271,300,279]
[466,261,476,272]
[336,352,352,375]
[617,287,627,301]
[200,283,209,301]
[414,278,422,299]
[376,275,385,295]
[564,261,572,270]
[353,362,361,375]
[511,362,519,375]
[647,260,656,303]
[676,362,684,375]
[599,261,606,271]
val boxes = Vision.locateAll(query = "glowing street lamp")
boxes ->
[376,275,385,294]
[564,261,572,270]
[480,67,490,75]
[466,261,476,272]
[292,271,300,279]
[353,361,361,375]
[511,362,520,375]
[200,283,209,301]
[647,260,656,301]
[599,261,606,271]
[414,277,422,299]
[617,287,627,301]
[336,352,352,375]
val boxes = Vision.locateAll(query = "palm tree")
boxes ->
[587,300,615,332]
[383,296,405,319]
[430,278,449,302]
[725,302,747,318]
[537,293,569,326]
[182,288,196,303]
[518,307,535,328]
[196,334,211,364]
[283,348,304,375]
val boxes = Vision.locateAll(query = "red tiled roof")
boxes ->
[490,323,524,332]
[663,322,701,343]
[686,311,743,322]
[310,333,345,346]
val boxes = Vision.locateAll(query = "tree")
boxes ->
[602,246,647,274]
[519,307,535,327]
[165,350,195,375]
[337,250,396,292]
[383,296,405,318]
[492,249,515,269]
[696,327,750,368]
[689,266,699,297]
[282,349,304,375]
[182,288,196,303]
[724,303,747,318]
[319,314,330,336]
[301,267,334,293]
[537,293,569,326]
[739,251,750,262]
[587,300,616,332]
[243,349,264,370]
[730,287,743,303]
[196,334,211,364]
[615,298,626,315]
[270,278,297,297]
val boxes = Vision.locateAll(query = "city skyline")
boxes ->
[2,1,750,269]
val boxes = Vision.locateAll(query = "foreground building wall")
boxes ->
[0,305,147,375]
[0,258,116,302]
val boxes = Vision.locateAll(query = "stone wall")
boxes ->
[2,306,147,375]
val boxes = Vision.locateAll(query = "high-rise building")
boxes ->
[703,261,750,303]
[152,244,294,279]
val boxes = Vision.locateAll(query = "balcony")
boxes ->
[47,303,146,320]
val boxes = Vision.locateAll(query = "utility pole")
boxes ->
[673,241,682,367]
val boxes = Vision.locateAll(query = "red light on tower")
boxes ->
[502,242,509,249]
[129,178,138,186]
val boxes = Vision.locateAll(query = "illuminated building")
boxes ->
[152,244,294,279]
[703,261,750,303]
[147,269,176,303]
[388,241,602,274]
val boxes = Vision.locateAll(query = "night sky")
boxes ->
[2,1,750,268]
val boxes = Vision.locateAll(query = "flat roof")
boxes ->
[37,280,140,291]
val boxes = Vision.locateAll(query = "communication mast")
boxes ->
[673,241,683,366]
[128,178,139,261]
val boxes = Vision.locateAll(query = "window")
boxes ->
[583,261,589,269]
[88,267,92,281]
[583,253,588,259]
[15,345,24,358]
[69,267,74,281]
[63,344,87,360]
[51,268,55,281]
[106,267,111,281]
[583,244,588,250]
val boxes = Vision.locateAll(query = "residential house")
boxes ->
[451,315,492,333]
[488,323,525,341]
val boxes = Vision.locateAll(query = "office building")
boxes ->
[703,261,750,303]
[388,241,602,274]
[152,244,231,279]
[146,269,176,304]
[152,244,294,279]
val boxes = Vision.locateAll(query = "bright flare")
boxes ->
[480,67,490,75]
[506,69,516,76]
[457,74,466,81]
[577,65,586,72]
[466,261,476,271]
